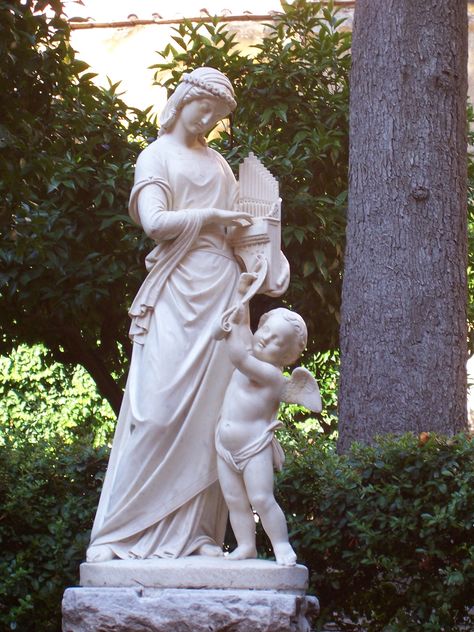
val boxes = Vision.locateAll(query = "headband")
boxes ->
[181,72,237,111]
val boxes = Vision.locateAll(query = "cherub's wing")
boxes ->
[282,367,322,412]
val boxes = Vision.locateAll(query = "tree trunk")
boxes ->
[338,0,468,451]
[75,345,123,417]
[51,329,123,417]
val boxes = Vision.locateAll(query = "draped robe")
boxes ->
[89,138,241,558]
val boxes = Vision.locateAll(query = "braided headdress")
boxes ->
[158,67,236,139]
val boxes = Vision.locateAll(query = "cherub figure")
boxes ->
[216,299,321,566]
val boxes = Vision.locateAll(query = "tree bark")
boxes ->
[338,0,468,451]
[74,344,123,417]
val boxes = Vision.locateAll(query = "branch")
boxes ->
[68,5,356,30]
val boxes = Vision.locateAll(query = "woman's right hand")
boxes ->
[205,208,253,227]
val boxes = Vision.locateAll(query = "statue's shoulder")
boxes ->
[207,145,235,179]
[207,145,227,162]
[136,137,163,162]
[135,138,168,180]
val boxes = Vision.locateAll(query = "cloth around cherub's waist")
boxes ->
[215,419,284,473]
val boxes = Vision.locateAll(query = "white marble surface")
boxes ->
[86,67,291,565]
[62,586,318,632]
[216,304,321,566]
[80,556,309,592]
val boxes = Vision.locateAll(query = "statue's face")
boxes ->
[252,314,294,366]
[178,97,228,137]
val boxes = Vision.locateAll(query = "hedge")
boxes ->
[1,432,473,631]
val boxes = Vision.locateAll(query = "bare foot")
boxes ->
[86,544,115,563]
[227,544,257,560]
[274,543,297,566]
[197,543,224,557]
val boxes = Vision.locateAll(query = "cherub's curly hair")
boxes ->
[258,308,307,365]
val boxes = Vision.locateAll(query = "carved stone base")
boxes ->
[62,586,318,632]
[62,558,319,631]
[79,556,309,591]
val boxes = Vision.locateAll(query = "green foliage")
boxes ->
[0,341,114,629]
[0,1,156,412]
[0,437,108,632]
[2,383,472,630]
[151,0,350,351]
[0,344,115,447]
[279,350,339,439]
[1,0,349,410]
[277,432,474,631]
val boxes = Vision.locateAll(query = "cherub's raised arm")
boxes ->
[225,306,252,364]
[225,308,283,387]
[234,348,284,387]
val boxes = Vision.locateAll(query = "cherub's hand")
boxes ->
[237,272,258,295]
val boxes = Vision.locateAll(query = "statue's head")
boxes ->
[158,67,236,140]
[254,308,308,366]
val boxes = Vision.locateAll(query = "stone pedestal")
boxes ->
[62,557,319,632]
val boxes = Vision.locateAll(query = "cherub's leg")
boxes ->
[243,447,297,566]
[217,455,257,559]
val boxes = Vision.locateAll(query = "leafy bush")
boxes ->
[277,432,474,631]
[280,350,340,439]
[1,423,472,631]
[0,344,115,447]
[0,341,113,628]
[1,0,156,414]
[152,0,350,351]
[1,0,349,413]
[0,437,107,632]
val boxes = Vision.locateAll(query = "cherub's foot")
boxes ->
[86,544,115,563]
[227,544,257,560]
[197,543,224,557]
[274,543,297,566]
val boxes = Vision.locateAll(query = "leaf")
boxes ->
[303,261,315,277]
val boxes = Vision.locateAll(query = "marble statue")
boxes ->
[86,67,290,563]
[215,272,321,566]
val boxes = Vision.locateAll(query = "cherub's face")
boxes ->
[252,314,295,366]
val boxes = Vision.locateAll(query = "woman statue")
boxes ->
[86,67,289,562]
